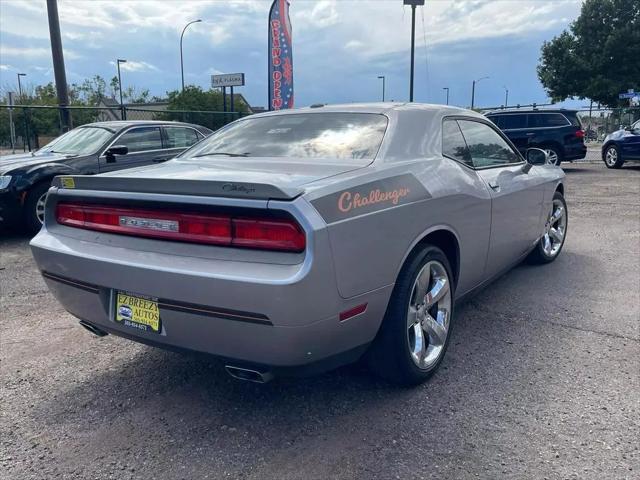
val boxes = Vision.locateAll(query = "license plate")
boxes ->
[114,291,161,334]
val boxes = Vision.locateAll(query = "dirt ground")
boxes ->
[1,162,638,479]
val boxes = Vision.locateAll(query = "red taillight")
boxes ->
[55,203,305,252]
[575,129,585,139]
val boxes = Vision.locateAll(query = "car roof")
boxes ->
[486,108,579,116]
[79,120,203,133]
[243,102,483,120]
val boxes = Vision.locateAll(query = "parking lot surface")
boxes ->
[1,162,638,480]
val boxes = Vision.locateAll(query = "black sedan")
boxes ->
[0,120,212,233]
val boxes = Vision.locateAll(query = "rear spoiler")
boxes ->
[51,175,303,201]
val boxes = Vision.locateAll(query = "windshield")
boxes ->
[39,127,113,156]
[184,113,388,161]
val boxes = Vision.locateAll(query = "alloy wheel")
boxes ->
[544,148,560,165]
[36,192,47,224]
[407,260,452,369]
[605,147,618,167]
[542,198,566,257]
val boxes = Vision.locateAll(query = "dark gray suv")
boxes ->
[486,109,587,165]
[0,120,212,233]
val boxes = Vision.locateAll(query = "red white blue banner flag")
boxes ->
[268,0,294,110]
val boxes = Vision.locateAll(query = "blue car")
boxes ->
[602,119,640,169]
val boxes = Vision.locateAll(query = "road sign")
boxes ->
[619,89,636,99]
[211,73,245,88]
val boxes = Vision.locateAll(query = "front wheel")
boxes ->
[527,191,568,264]
[368,245,454,386]
[23,181,51,235]
[603,144,624,169]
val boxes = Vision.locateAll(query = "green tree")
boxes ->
[537,0,640,107]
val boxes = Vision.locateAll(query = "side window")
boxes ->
[487,115,503,128]
[116,127,162,153]
[530,113,569,128]
[442,119,472,167]
[501,114,527,130]
[457,120,520,168]
[164,127,200,148]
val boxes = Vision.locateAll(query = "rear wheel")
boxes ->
[527,191,568,264]
[23,181,51,235]
[603,144,624,169]
[368,245,454,386]
[544,146,563,166]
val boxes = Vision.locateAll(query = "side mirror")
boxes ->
[105,145,128,156]
[526,148,549,166]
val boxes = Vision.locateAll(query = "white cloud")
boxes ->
[109,60,159,72]
[0,64,11,71]
[0,45,81,60]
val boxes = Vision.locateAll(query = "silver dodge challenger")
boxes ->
[30,103,567,385]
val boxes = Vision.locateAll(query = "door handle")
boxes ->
[488,181,500,191]
[526,132,536,136]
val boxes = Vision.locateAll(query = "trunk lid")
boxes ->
[51,157,367,200]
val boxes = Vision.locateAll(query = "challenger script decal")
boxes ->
[312,174,430,223]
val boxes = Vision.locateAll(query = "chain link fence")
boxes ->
[0,105,250,152]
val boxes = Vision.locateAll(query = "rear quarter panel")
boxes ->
[307,157,492,299]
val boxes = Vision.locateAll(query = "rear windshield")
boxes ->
[183,113,388,161]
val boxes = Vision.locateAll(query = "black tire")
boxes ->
[367,245,455,386]
[23,181,51,235]
[527,191,568,265]
[603,144,624,169]
[544,145,563,166]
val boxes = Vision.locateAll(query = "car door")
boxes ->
[160,126,203,161]
[457,119,545,278]
[98,126,164,172]
[621,120,640,160]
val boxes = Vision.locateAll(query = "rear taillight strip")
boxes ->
[55,203,305,252]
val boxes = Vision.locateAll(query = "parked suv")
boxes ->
[0,120,212,233]
[485,109,586,165]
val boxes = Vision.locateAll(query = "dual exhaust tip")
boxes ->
[79,321,273,383]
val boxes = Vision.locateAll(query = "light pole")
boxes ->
[116,59,126,119]
[180,19,202,91]
[17,73,26,100]
[404,0,424,102]
[503,85,509,108]
[443,87,449,105]
[470,76,489,109]
[377,75,386,102]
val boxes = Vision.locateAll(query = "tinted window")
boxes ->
[458,120,520,168]
[529,113,569,128]
[486,115,504,129]
[165,127,200,148]
[442,120,472,167]
[500,114,528,129]
[117,127,162,153]
[185,113,388,161]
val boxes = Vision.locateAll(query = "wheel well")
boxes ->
[407,230,460,288]
[538,141,563,155]
[555,183,564,196]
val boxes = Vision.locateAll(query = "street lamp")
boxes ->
[404,0,424,102]
[503,85,509,108]
[180,19,202,91]
[17,73,26,101]
[442,87,449,105]
[116,59,126,119]
[377,75,386,102]
[470,76,489,109]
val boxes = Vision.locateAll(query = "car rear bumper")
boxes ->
[30,225,392,370]
[564,144,587,161]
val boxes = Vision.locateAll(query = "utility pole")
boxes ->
[17,73,29,151]
[46,0,70,132]
[404,0,424,102]
[378,75,386,102]
[117,59,127,120]
[503,86,509,107]
[17,73,26,99]
[443,87,449,105]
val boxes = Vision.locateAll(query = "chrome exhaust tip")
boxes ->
[225,365,273,383]
[78,320,108,337]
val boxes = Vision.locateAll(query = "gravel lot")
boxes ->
[1,162,638,480]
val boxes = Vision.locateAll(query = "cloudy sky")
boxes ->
[0,0,586,109]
